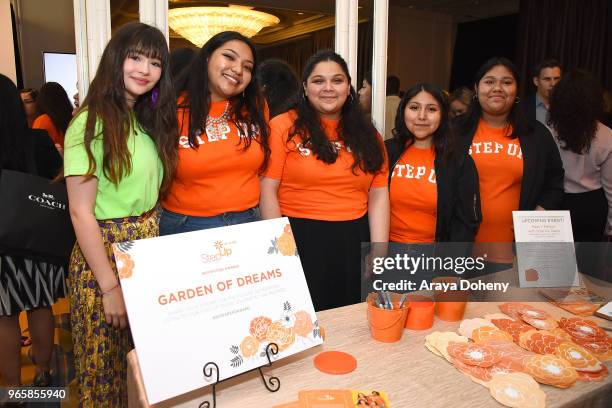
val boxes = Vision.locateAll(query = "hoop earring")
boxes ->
[515,96,521,104]
[348,93,354,103]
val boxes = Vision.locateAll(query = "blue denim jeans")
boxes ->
[159,207,260,236]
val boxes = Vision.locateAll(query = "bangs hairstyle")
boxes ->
[460,57,530,140]
[74,22,178,196]
[290,49,384,174]
[393,83,453,161]
[548,69,603,154]
[176,31,270,172]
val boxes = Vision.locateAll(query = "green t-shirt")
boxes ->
[63,111,163,220]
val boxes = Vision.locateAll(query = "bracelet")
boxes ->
[101,282,120,296]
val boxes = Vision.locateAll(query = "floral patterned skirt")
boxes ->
[67,209,158,407]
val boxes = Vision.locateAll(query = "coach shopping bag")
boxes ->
[0,170,75,261]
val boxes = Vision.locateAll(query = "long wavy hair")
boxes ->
[175,31,269,171]
[0,74,28,171]
[393,83,453,161]
[36,82,73,134]
[290,50,384,173]
[74,22,178,196]
[548,69,603,154]
[459,57,530,139]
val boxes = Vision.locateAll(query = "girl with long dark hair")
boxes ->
[63,22,177,405]
[160,31,269,234]
[260,50,388,311]
[32,81,73,151]
[386,83,480,243]
[548,69,611,241]
[457,57,564,271]
[0,74,63,393]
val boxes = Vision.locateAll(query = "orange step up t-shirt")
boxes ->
[33,114,64,147]
[265,111,388,221]
[162,99,266,217]
[389,145,437,243]
[470,119,523,263]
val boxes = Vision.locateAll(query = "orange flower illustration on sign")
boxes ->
[115,251,135,279]
[293,310,314,337]
[240,336,260,358]
[266,321,296,351]
[268,224,298,256]
[249,316,272,341]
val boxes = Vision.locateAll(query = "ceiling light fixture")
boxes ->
[168,5,280,47]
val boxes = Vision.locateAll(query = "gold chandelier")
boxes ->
[168,6,280,47]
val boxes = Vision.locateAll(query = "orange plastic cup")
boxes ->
[366,293,409,342]
[433,276,468,322]
[405,294,435,330]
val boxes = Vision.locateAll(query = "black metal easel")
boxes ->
[198,342,281,408]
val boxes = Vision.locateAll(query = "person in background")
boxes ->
[601,89,612,130]
[160,31,269,235]
[169,47,196,83]
[386,83,481,244]
[63,22,177,406]
[257,59,300,119]
[33,82,73,153]
[384,75,401,140]
[524,59,562,125]
[448,86,473,118]
[0,74,64,392]
[457,57,564,272]
[260,50,388,311]
[358,70,372,120]
[548,70,611,242]
[19,88,39,127]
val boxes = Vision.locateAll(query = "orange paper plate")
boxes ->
[313,351,357,375]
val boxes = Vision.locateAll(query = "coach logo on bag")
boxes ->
[28,193,67,210]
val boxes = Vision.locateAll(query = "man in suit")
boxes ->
[524,59,562,125]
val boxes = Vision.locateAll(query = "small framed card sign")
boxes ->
[112,218,322,404]
[512,211,580,288]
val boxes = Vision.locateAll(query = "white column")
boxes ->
[335,0,349,61]
[371,0,389,135]
[347,0,358,88]
[73,0,110,98]
[139,0,168,44]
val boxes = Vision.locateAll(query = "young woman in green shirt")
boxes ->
[63,22,177,406]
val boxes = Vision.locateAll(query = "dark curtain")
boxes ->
[11,4,23,88]
[356,20,373,87]
[258,27,334,79]
[449,15,518,91]
[258,20,373,84]
[516,0,612,97]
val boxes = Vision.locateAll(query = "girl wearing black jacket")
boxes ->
[386,83,481,243]
[456,58,564,270]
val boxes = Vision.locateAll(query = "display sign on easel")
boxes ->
[112,218,322,404]
[512,211,580,288]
